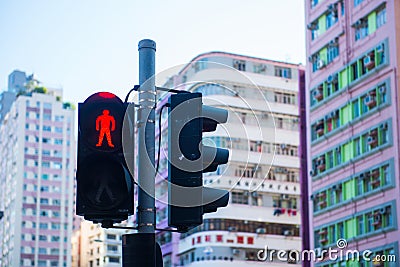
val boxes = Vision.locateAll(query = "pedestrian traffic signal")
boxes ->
[167,92,229,232]
[76,92,134,225]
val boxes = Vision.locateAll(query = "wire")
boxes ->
[124,85,140,103]
[155,103,170,175]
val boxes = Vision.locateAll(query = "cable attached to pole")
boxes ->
[155,103,170,175]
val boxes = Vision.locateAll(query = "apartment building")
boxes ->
[71,221,129,267]
[0,90,75,267]
[305,0,399,266]
[154,51,304,266]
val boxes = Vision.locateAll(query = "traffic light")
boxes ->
[168,92,229,232]
[76,92,134,225]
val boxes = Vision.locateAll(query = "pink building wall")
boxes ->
[305,0,400,265]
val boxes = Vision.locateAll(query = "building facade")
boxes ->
[0,91,75,267]
[305,0,399,266]
[0,91,16,122]
[155,52,304,266]
[71,220,129,267]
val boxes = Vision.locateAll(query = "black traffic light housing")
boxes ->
[168,92,229,232]
[76,92,134,225]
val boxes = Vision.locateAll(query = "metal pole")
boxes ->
[137,39,156,234]
[122,39,157,267]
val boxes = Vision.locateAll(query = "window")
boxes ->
[231,191,248,204]
[54,139,63,145]
[352,100,360,118]
[310,23,319,40]
[39,247,47,254]
[354,19,368,41]
[107,234,116,240]
[40,186,49,192]
[376,7,386,28]
[311,0,319,8]
[327,42,339,63]
[326,8,338,29]
[275,67,292,79]
[51,236,60,242]
[233,60,246,71]
[107,245,118,252]
[43,125,51,131]
[43,114,51,120]
[109,257,120,263]
[354,0,364,7]
[42,161,50,168]
[39,235,47,241]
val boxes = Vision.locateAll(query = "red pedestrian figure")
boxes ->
[95,109,116,148]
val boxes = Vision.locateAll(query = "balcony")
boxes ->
[203,204,300,225]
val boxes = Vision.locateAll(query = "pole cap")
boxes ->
[138,39,156,51]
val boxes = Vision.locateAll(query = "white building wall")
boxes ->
[0,92,75,267]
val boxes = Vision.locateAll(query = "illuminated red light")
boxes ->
[98,92,117,99]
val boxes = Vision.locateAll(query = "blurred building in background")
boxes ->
[0,77,75,266]
[304,0,399,265]
[71,220,129,267]
[151,52,304,266]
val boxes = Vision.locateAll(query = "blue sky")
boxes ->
[0,0,305,103]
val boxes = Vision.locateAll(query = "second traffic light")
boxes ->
[168,92,229,232]
[76,92,134,225]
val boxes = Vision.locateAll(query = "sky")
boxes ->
[0,0,306,104]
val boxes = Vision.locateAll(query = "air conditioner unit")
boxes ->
[251,192,258,197]
[327,75,334,83]
[232,249,240,255]
[307,23,317,30]
[364,56,375,69]
[317,60,325,69]
[280,144,287,150]
[360,173,365,179]
[353,20,362,28]
[327,3,335,12]
[325,114,332,120]
[256,228,267,234]
[228,226,237,232]
[312,89,323,101]
[380,123,388,130]
[364,95,376,108]
[310,169,315,177]
[376,43,384,53]
[335,147,341,152]
[367,135,377,146]
[379,85,386,93]
[379,208,386,215]
[284,230,293,236]
[332,184,338,190]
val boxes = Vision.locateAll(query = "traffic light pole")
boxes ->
[122,39,157,266]
[137,39,156,233]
